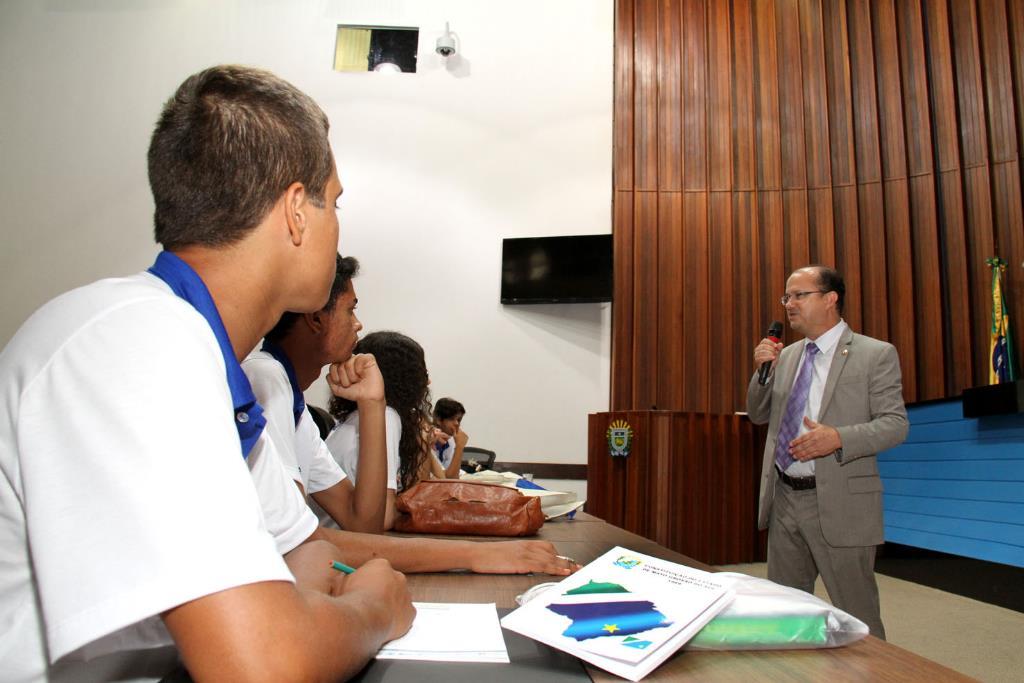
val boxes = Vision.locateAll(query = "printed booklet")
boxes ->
[500,546,735,681]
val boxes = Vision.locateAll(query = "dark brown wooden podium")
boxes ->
[587,411,767,565]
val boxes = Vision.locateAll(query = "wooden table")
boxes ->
[403,513,975,682]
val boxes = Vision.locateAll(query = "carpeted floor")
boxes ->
[717,560,1024,682]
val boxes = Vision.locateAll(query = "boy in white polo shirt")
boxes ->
[0,65,413,682]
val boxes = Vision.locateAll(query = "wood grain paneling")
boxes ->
[657,0,682,190]
[611,190,635,410]
[977,0,1018,164]
[612,0,1024,413]
[754,0,782,190]
[895,0,934,177]
[798,0,831,188]
[632,192,659,409]
[634,0,659,190]
[707,0,732,190]
[732,0,756,191]
[776,0,808,189]
[708,192,734,414]
[614,0,635,190]
[681,0,707,190]
[656,193,683,408]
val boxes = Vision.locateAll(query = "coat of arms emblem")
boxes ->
[606,419,633,458]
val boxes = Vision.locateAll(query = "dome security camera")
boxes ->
[436,22,456,57]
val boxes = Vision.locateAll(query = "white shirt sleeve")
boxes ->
[324,407,403,491]
[244,352,304,484]
[297,410,345,494]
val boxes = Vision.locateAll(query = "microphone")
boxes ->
[757,321,784,386]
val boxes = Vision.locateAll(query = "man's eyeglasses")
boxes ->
[780,290,827,305]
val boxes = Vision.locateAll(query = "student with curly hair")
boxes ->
[326,330,436,529]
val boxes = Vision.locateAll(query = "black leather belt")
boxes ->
[776,465,816,490]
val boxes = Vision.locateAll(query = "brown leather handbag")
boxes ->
[393,480,545,536]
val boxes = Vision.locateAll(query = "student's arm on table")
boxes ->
[306,526,581,576]
[320,353,388,532]
[163,539,414,683]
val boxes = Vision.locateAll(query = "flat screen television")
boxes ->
[501,234,613,304]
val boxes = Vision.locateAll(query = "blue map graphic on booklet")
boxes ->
[547,601,673,641]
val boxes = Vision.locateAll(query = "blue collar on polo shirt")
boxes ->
[260,340,305,427]
[148,250,266,459]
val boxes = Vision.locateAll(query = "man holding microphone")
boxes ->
[747,265,908,639]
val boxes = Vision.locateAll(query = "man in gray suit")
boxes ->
[747,265,908,639]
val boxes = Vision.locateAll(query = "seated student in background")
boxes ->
[247,284,578,575]
[0,64,413,682]
[432,397,469,477]
[326,330,434,529]
[244,254,389,533]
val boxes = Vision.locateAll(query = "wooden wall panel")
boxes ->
[909,175,944,397]
[798,0,832,189]
[680,192,710,412]
[681,0,707,190]
[977,0,1017,163]
[857,181,889,341]
[612,0,1024,414]
[707,0,732,190]
[848,0,882,183]
[634,0,659,190]
[708,193,734,414]
[822,0,856,187]
[734,191,761,381]
[657,0,682,190]
[632,192,659,409]
[732,0,757,191]
[832,184,862,332]
[873,0,908,182]
[776,0,808,189]
[923,0,959,173]
[937,170,975,393]
[758,191,786,332]
[883,179,917,401]
[782,189,810,268]
[611,191,635,410]
[895,0,934,177]
[754,0,782,190]
[950,0,988,169]
[807,186,835,265]
[656,193,684,408]
[614,0,635,190]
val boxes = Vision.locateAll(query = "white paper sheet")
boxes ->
[376,602,510,663]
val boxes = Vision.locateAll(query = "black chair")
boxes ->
[460,446,496,473]
[307,404,336,440]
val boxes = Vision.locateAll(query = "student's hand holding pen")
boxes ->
[340,558,416,641]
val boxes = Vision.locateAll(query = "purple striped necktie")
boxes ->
[774,342,820,472]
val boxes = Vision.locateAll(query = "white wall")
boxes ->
[0,0,613,467]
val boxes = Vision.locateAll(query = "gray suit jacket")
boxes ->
[746,327,909,546]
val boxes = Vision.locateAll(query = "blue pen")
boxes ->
[330,560,356,574]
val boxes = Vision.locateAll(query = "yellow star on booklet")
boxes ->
[603,623,620,634]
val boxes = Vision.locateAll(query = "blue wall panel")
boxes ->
[879,398,1024,568]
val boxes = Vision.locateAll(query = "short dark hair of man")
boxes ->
[809,264,845,315]
[433,397,466,421]
[149,64,333,249]
[265,254,359,343]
